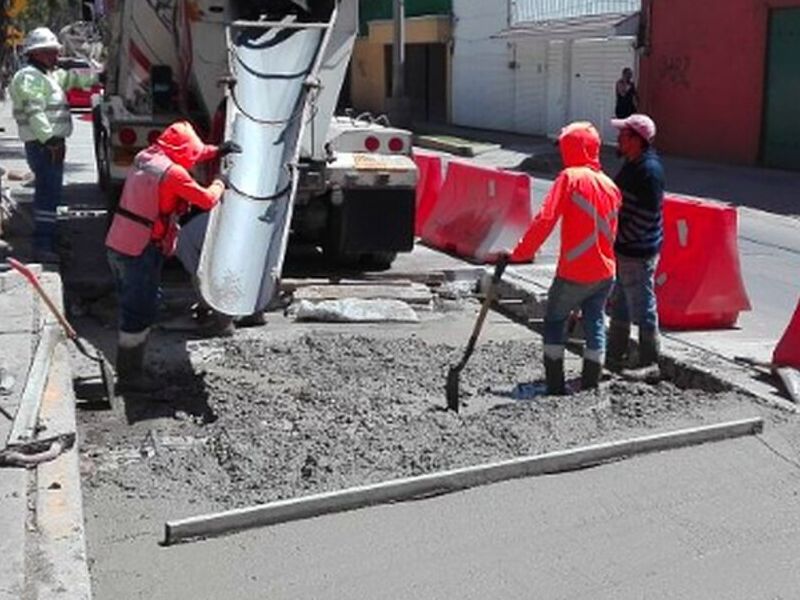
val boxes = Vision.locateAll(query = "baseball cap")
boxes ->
[610,114,656,142]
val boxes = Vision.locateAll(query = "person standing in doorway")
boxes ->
[615,67,638,119]
[607,114,665,369]
[510,122,621,394]
[9,27,98,263]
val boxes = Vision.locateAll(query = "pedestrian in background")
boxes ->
[511,122,621,394]
[615,67,638,119]
[607,114,665,369]
[105,120,239,393]
[9,27,98,263]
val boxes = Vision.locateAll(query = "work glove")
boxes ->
[43,137,66,165]
[217,140,242,157]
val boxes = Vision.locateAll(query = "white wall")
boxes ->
[452,1,636,139]
[452,0,515,130]
[512,0,641,23]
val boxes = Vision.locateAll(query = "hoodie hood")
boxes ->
[557,121,602,171]
[155,121,206,169]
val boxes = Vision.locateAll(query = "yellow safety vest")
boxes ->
[9,65,95,143]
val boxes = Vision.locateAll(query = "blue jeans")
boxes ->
[108,244,164,334]
[25,141,64,252]
[544,277,613,362]
[610,254,659,332]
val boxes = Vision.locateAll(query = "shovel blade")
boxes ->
[446,366,461,412]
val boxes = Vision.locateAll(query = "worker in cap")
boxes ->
[607,113,665,369]
[9,27,99,263]
[511,122,622,394]
[105,120,241,394]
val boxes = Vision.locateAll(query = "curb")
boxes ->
[0,267,92,598]
[163,417,763,545]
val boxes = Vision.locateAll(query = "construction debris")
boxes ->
[293,299,419,323]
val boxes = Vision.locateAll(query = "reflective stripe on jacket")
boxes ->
[105,147,173,257]
[511,122,621,283]
[8,65,92,143]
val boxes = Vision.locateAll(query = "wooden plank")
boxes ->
[164,417,763,545]
[293,283,433,304]
[6,326,60,447]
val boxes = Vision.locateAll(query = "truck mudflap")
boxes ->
[198,12,335,316]
[329,188,416,254]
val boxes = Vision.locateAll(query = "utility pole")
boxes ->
[387,0,411,127]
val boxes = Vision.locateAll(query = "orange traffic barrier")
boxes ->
[412,150,444,236]
[655,195,751,329]
[773,300,800,369]
[419,161,533,263]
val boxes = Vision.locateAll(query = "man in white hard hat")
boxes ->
[9,27,99,263]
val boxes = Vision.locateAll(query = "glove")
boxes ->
[217,140,242,157]
[43,137,65,164]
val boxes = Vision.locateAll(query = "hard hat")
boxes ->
[22,27,62,55]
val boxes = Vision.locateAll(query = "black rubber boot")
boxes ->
[115,331,161,394]
[544,356,566,396]
[605,320,631,371]
[581,359,603,390]
[638,328,661,367]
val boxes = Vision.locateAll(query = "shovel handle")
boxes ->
[7,258,78,339]
[457,254,510,368]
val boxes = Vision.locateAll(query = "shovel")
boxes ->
[446,254,509,412]
[7,258,115,404]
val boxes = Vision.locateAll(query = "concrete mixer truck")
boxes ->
[92,0,417,313]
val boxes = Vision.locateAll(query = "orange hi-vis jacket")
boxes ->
[511,122,621,284]
[105,121,224,257]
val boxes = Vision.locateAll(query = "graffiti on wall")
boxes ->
[658,55,691,87]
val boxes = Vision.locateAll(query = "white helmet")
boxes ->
[23,27,62,55]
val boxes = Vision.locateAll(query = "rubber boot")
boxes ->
[638,328,661,367]
[581,359,603,391]
[605,320,631,371]
[115,329,161,394]
[544,356,566,396]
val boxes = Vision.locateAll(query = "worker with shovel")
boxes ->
[510,122,621,394]
[105,121,240,393]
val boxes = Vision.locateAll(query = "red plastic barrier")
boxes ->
[412,150,444,236]
[655,195,751,329]
[773,300,800,368]
[419,161,533,263]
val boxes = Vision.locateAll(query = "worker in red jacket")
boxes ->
[105,120,240,393]
[511,122,621,394]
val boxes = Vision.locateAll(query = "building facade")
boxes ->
[350,0,453,122]
[638,0,800,169]
[451,0,640,142]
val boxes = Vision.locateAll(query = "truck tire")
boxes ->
[359,251,396,271]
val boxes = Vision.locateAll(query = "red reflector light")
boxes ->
[388,137,404,152]
[147,130,161,145]
[364,136,380,152]
[118,128,137,146]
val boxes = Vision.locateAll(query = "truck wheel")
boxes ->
[360,252,397,271]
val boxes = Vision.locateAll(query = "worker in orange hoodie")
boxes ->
[105,121,240,393]
[511,122,621,394]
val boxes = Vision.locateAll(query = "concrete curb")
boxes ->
[164,417,763,545]
[0,267,92,598]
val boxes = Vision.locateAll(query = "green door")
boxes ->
[763,8,800,170]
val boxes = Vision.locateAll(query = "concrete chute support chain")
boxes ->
[198,6,339,316]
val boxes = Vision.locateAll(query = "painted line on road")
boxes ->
[163,417,763,546]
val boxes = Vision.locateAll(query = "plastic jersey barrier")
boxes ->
[773,299,800,369]
[419,161,533,263]
[412,150,444,236]
[655,194,751,329]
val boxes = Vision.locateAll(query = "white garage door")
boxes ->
[569,36,636,144]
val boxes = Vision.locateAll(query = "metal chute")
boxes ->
[197,6,338,315]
